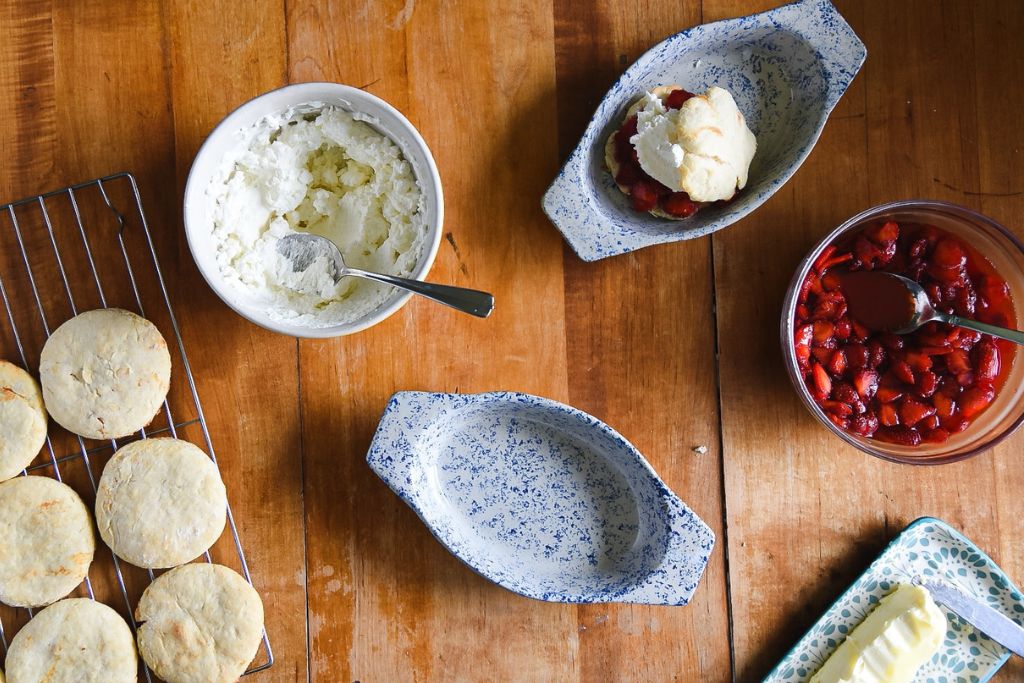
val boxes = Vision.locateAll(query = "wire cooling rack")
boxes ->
[0,172,273,679]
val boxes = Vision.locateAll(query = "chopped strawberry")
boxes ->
[853,235,881,269]
[661,192,698,218]
[849,414,879,437]
[946,350,971,375]
[878,403,900,427]
[827,413,851,430]
[915,370,938,398]
[820,272,842,292]
[629,181,659,213]
[959,385,995,419]
[867,340,886,368]
[833,383,859,405]
[933,393,955,419]
[852,369,879,400]
[811,346,834,364]
[932,237,967,269]
[834,318,852,340]
[954,329,982,351]
[940,415,970,433]
[937,376,961,398]
[664,88,694,109]
[822,400,853,418]
[827,350,847,377]
[811,362,832,400]
[876,384,904,404]
[954,287,977,317]
[899,397,936,427]
[922,428,951,444]
[974,340,1000,383]
[903,351,932,373]
[891,359,915,385]
[850,319,871,342]
[812,320,835,345]
[812,246,837,275]
[908,238,928,260]
[843,343,869,369]
[818,252,855,273]
[865,221,899,246]
[875,426,922,446]
[879,333,904,351]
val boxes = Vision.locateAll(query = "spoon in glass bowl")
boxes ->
[841,271,1024,344]
[276,233,494,318]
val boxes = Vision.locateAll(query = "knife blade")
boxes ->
[915,576,1024,658]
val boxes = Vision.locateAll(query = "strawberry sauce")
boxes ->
[839,272,917,332]
[794,221,1016,446]
[612,88,699,218]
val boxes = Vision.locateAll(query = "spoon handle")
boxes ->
[936,312,1024,346]
[345,268,494,318]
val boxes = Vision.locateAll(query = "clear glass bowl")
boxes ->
[780,200,1024,465]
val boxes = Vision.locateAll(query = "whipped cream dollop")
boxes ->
[208,106,426,327]
[629,86,756,203]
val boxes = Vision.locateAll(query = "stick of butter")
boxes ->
[810,583,947,683]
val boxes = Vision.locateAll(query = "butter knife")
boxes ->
[915,576,1024,657]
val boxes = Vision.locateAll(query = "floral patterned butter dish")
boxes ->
[764,517,1024,683]
[542,0,866,261]
[366,391,714,605]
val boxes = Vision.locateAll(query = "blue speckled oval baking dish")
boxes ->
[367,391,715,605]
[543,0,867,261]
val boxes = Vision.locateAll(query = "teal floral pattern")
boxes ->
[763,517,1022,683]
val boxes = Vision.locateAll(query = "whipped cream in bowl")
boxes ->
[184,83,443,338]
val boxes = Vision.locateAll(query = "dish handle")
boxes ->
[366,391,452,501]
[618,495,716,606]
[790,0,867,109]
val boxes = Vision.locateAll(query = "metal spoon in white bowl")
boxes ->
[276,233,494,318]
[841,271,1024,344]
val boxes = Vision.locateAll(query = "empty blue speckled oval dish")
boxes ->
[367,391,715,605]
[543,0,866,261]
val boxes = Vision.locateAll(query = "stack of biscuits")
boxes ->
[0,308,264,683]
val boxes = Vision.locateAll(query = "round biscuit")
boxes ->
[5,598,137,682]
[39,308,171,440]
[0,476,95,607]
[604,86,702,221]
[0,361,46,415]
[135,563,264,683]
[96,438,227,569]
[0,389,46,483]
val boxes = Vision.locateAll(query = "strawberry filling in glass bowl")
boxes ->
[611,88,700,218]
[795,221,1014,446]
[782,201,1024,465]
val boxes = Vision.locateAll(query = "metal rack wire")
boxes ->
[0,172,273,679]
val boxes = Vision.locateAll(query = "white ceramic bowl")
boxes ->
[183,82,444,338]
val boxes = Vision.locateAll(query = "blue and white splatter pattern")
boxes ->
[764,517,1024,683]
[366,391,715,605]
[542,0,867,261]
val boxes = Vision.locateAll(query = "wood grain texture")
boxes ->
[710,1,1024,681]
[553,1,732,680]
[289,1,575,680]
[163,1,309,680]
[1,0,1022,681]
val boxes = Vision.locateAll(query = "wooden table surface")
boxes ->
[1,0,1022,680]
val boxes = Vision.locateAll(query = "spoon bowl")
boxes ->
[842,271,1024,344]
[277,233,495,319]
